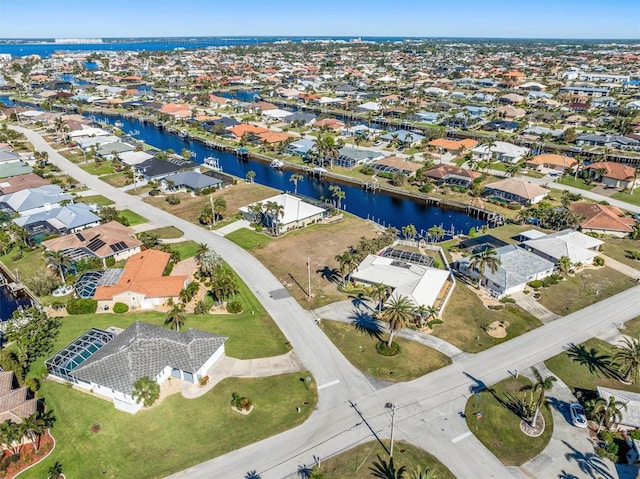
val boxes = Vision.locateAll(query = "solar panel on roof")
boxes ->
[76,232,85,241]
[109,241,128,252]
[87,237,106,252]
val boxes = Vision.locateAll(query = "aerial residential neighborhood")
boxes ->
[0,2,639,479]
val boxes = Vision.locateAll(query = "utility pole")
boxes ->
[385,402,396,458]
[307,255,311,300]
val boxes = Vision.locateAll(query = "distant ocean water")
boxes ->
[0,37,409,57]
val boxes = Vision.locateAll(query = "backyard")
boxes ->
[435,281,542,353]
[465,376,554,466]
[320,319,451,382]
[23,373,316,479]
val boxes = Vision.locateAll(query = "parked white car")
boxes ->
[569,402,587,428]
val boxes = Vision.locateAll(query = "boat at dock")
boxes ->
[270,159,285,169]
[114,120,124,128]
[203,156,222,171]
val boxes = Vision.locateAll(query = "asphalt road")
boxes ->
[16,126,640,479]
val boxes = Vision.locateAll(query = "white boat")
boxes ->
[270,159,285,169]
[178,130,188,139]
[114,120,124,128]
[203,156,222,171]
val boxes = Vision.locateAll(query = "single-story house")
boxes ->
[351,254,452,311]
[423,164,482,188]
[227,124,269,140]
[484,178,549,205]
[380,130,425,147]
[371,156,422,177]
[568,203,636,238]
[428,138,478,157]
[162,171,222,192]
[93,249,189,311]
[471,141,529,163]
[454,244,555,298]
[286,138,316,156]
[47,322,227,414]
[13,203,101,238]
[0,173,50,194]
[118,150,154,166]
[334,147,384,168]
[135,157,198,181]
[0,370,37,424]
[597,387,640,429]
[523,229,604,266]
[585,162,640,190]
[0,184,73,216]
[239,193,327,234]
[43,221,143,265]
[95,142,135,160]
[0,160,33,179]
[526,154,577,172]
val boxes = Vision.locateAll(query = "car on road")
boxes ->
[569,402,587,428]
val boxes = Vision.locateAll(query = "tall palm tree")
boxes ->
[329,185,346,210]
[354,135,364,151]
[165,304,186,332]
[380,294,415,348]
[505,161,523,178]
[47,250,71,284]
[289,173,304,194]
[369,283,389,312]
[334,252,354,287]
[369,454,406,479]
[314,135,340,169]
[469,248,501,289]
[574,155,586,181]
[613,336,640,384]
[414,304,429,328]
[427,225,445,243]
[557,255,572,275]
[523,366,556,427]
[592,395,627,433]
[19,412,45,452]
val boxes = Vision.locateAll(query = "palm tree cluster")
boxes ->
[338,228,398,266]
[0,409,55,456]
[209,266,240,306]
[312,135,341,169]
[468,247,501,289]
[516,201,583,230]
[369,454,439,479]
[247,201,285,236]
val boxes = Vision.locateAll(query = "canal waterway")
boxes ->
[89,113,486,237]
[0,285,31,322]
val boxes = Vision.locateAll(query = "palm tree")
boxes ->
[334,252,354,286]
[314,135,340,169]
[592,395,627,432]
[369,283,389,311]
[401,224,417,241]
[412,467,437,479]
[613,336,640,384]
[19,412,45,452]
[165,304,186,332]
[469,248,501,289]
[211,196,227,226]
[414,304,429,328]
[329,185,346,210]
[505,161,523,178]
[354,135,365,151]
[522,366,556,427]
[266,201,285,235]
[245,471,261,479]
[132,376,160,407]
[557,255,572,275]
[369,454,406,479]
[198,249,222,282]
[47,250,71,284]
[380,294,415,348]
[574,155,586,181]
[289,173,304,194]
[427,225,445,243]
[246,170,256,183]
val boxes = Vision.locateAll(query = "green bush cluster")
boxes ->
[113,302,129,314]
[166,195,181,205]
[66,298,98,315]
[226,300,243,314]
[593,256,605,266]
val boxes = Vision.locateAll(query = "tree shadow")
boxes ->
[558,470,580,479]
[349,294,374,312]
[547,396,573,424]
[317,266,339,284]
[565,343,619,380]
[463,372,488,395]
[563,440,614,479]
[350,309,383,340]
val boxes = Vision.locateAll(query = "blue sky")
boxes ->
[1,0,638,39]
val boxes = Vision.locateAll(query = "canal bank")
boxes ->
[0,262,37,322]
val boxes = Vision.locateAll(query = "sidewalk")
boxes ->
[214,219,251,236]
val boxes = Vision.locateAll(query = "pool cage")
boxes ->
[45,328,115,383]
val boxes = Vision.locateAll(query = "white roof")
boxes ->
[351,254,450,308]
[261,108,293,120]
[472,141,529,159]
[520,229,547,240]
[119,151,154,166]
[523,229,603,264]
[19,110,44,118]
[68,127,110,139]
[240,193,326,226]
[358,101,382,111]
[317,97,344,104]
[598,387,640,428]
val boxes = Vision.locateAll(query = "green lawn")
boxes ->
[169,240,201,260]
[74,194,115,207]
[546,337,640,395]
[0,245,49,286]
[226,227,274,250]
[146,226,184,239]
[536,267,636,315]
[320,320,451,382]
[611,188,640,207]
[620,316,640,338]
[100,172,132,188]
[435,281,542,353]
[556,176,594,191]
[118,209,147,226]
[23,373,317,479]
[465,376,553,466]
[601,238,640,270]
[318,440,455,479]
[80,163,116,176]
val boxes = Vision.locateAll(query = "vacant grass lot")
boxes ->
[601,238,640,270]
[232,215,380,309]
[536,267,636,315]
[100,172,132,187]
[465,376,553,466]
[320,320,451,382]
[226,227,274,251]
[319,440,455,479]
[435,281,542,353]
[23,373,316,479]
[169,240,201,260]
[546,338,640,395]
[74,194,114,207]
[147,226,184,239]
[80,163,115,176]
[118,209,147,226]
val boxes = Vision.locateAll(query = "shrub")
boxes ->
[105,256,116,267]
[541,276,558,287]
[528,280,543,289]
[199,375,209,386]
[226,300,243,314]
[231,392,252,411]
[25,377,40,392]
[194,300,209,315]
[113,302,129,314]
[593,256,605,267]
[500,296,516,303]
[66,298,98,315]
[166,195,181,205]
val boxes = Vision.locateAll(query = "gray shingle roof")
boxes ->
[72,322,226,394]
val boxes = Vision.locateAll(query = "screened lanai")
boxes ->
[45,328,115,383]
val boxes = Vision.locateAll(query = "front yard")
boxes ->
[601,238,640,270]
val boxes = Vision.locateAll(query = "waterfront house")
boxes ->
[334,147,384,168]
[135,157,198,182]
[454,244,555,298]
[525,154,577,173]
[568,203,636,238]
[428,138,478,157]
[239,193,327,234]
[484,178,549,205]
[93,249,188,311]
[423,164,481,188]
[13,203,101,239]
[523,229,603,266]
[95,142,135,160]
[162,171,222,192]
[0,370,37,424]
[471,141,529,163]
[380,129,425,147]
[371,156,421,177]
[0,185,73,216]
[227,124,269,140]
[47,322,227,414]
[42,221,143,265]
